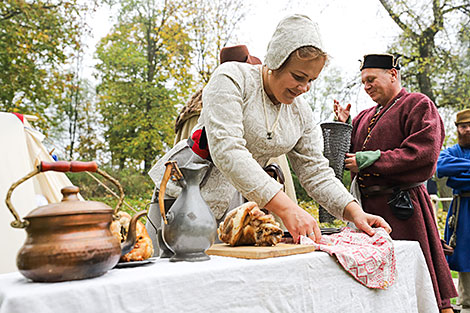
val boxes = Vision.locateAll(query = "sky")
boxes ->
[237,0,400,75]
[83,0,402,114]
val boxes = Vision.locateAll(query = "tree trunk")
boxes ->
[416,30,436,103]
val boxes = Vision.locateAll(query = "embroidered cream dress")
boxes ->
[149,62,354,221]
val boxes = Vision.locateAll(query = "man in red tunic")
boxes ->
[335,54,457,312]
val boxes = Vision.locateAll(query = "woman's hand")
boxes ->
[343,201,392,235]
[280,205,322,243]
[265,191,322,243]
[334,100,351,123]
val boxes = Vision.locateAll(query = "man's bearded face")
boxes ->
[457,122,470,148]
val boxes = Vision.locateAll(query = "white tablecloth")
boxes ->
[0,241,438,313]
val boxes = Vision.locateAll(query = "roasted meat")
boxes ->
[218,202,283,246]
[110,211,154,262]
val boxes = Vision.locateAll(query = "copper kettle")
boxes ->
[5,161,147,282]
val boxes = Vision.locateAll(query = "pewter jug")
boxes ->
[159,160,217,262]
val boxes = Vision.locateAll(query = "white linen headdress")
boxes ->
[264,14,325,70]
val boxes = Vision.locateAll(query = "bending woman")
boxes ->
[149,14,391,242]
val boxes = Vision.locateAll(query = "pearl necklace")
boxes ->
[260,66,283,140]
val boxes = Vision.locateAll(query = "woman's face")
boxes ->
[266,55,326,105]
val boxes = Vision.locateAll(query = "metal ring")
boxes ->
[308,232,315,237]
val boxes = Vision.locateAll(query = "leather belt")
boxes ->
[360,182,424,196]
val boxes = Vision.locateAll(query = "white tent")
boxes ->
[0,112,80,274]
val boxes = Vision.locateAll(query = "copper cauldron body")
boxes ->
[5,161,146,282]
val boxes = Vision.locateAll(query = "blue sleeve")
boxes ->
[437,147,470,190]
[447,175,470,190]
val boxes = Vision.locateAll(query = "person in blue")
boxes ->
[437,108,470,313]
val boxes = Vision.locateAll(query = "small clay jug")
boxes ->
[159,160,217,262]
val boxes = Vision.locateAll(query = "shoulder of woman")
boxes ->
[209,63,259,87]
[292,97,315,126]
[292,96,311,113]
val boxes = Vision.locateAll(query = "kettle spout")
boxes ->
[120,210,148,256]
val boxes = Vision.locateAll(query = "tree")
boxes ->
[440,19,470,108]
[187,0,249,84]
[59,75,103,162]
[301,65,357,222]
[75,105,105,162]
[95,0,193,171]
[305,65,359,124]
[379,0,470,106]
[0,0,88,133]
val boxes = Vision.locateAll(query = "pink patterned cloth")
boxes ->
[301,227,396,289]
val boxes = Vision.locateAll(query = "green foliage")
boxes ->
[185,0,249,84]
[342,170,352,190]
[95,0,194,171]
[293,160,352,226]
[436,202,449,238]
[0,0,87,133]
[300,190,449,233]
[306,65,358,124]
[440,26,470,109]
[381,0,470,109]
[292,158,352,204]
[72,97,106,162]
[54,74,104,161]
[299,200,347,228]
[291,168,311,202]
[88,196,150,217]
[67,166,154,200]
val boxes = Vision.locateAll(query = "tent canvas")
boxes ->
[0,112,81,274]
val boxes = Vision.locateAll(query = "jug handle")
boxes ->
[5,161,125,228]
[158,161,183,225]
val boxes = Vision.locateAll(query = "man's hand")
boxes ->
[345,153,359,173]
[334,100,351,123]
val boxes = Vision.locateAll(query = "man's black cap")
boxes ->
[360,54,401,71]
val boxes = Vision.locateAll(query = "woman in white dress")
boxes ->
[149,14,391,244]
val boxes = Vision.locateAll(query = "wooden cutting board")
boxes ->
[206,243,317,259]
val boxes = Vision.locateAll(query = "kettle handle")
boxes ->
[158,161,183,225]
[5,161,125,229]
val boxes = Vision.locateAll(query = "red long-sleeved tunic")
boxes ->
[351,88,457,309]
